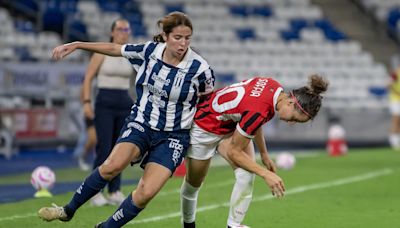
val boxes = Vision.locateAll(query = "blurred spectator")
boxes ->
[388,66,400,150]
[80,18,136,206]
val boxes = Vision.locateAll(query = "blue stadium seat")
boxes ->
[230,5,248,17]
[236,28,256,40]
[165,4,184,13]
[280,30,300,41]
[66,19,88,42]
[10,0,38,20]
[252,6,273,17]
[290,18,309,31]
[42,8,64,35]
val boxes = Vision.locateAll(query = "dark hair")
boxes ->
[153,11,193,43]
[109,19,129,42]
[292,74,329,119]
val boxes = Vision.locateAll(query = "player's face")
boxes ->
[277,100,310,124]
[111,20,131,44]
[164,25,192,59]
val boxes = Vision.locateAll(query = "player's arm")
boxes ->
[220,130,285,198]
[253,127,276,173]
[81,53,104,119]
[52,41,122,60]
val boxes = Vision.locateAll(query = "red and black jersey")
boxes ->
[194,77,283,138]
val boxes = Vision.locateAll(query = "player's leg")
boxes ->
[99,130,188,227]
[181,123,221,228]
[218,139,255,228]
[389,102,400,149]
[38,142,140,222]
[181,157,211,228]
[97,162,171,227]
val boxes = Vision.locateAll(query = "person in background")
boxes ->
[388,67,400,150]
[38,11,215,227]
[80,18,137,206]
[181,75,328,228]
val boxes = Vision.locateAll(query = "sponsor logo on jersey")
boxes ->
[127,122,145,133]
[151,74,170,86]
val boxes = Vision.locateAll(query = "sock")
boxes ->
[227,168,255,227]
[183,221,196,228]
[389,134,400,149]
[102,193,143,227]
[64,168,108,217]
[181,180,201,223]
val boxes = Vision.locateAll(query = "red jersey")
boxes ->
[194,77,283,138]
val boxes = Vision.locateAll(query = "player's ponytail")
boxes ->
[153,11,193,43]
[291,74,329,119]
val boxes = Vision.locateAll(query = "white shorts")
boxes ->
[390,101,400,115]
[187,123,231,160]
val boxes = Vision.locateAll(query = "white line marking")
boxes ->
[0,168,392,223]
[128,168,393,225]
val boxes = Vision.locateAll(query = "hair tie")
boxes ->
[291,91,312,118]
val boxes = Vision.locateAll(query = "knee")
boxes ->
[235,168,255,187]
[134,182,157,207]
[99,159,125,180]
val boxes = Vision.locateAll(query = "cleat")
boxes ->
[107,191,125,206]
[38,203,71,222]
[228,225,250,228]
[183,221,196,228]
[95,221,105,228]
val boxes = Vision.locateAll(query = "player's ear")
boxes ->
[162,32,167,41]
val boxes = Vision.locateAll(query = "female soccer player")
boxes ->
[38,11,215,227]
[181,75,328,228]
[80,18,137,206]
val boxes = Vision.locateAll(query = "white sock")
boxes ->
[227,168,255,227]
[181,180,201,223]
[389,134,400,149]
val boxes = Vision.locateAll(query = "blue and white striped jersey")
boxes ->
[121,41,215,131]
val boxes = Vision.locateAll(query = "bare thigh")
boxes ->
[132,162,172,208]
[99,142,141,180]
[217,138,255,169]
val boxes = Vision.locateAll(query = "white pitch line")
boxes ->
[127,168,393,225]
[0,213,36,222]
[0,168,392,223]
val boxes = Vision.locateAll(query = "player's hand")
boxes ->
[262,170,285,198]
[52,42,78,60]
[261,154,277,173]
[83,104,94,119]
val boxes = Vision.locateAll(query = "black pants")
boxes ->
[94,88,133,193]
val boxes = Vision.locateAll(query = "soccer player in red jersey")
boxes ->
[181,75,328,228]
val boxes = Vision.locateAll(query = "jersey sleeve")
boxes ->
[121,41,150,61]
[198,67,215,95]
[236,111,269,138]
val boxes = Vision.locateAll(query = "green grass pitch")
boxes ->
[0,148,399,227]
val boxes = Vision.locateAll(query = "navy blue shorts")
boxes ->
[116,120,190,173]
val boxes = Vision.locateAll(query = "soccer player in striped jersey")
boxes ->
[181,75,328,228]
[38,12,215,227]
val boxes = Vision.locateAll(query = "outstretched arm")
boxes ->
[220,130,285,198]
[52,41,123,60]
[253,127,277,173]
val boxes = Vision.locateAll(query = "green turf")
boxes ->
[0,148,399,227]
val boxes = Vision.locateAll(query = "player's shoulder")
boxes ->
[188,48,211,72]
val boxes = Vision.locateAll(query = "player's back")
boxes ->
[195,77,283,136]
